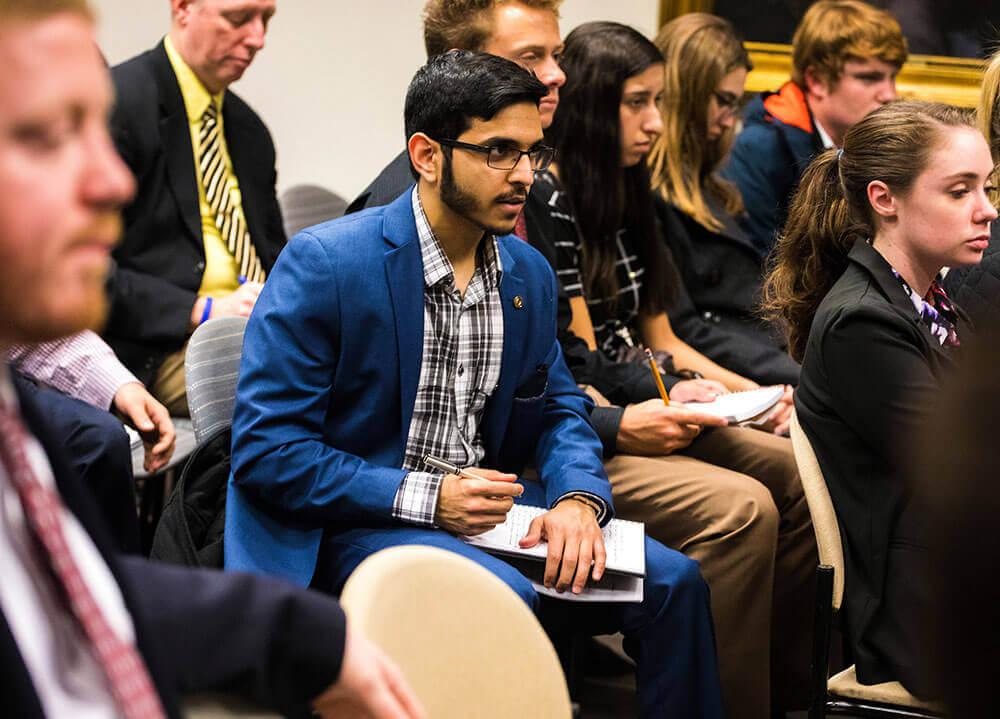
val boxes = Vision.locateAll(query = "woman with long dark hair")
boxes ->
[763,100,996,695]
[647,13,800,387]
[544,21,780,398]
[538,21,817,718]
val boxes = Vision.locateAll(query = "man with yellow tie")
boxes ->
[104,0,285,415]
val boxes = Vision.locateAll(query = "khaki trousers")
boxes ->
[596,397,816,718]
[150,343,190,417]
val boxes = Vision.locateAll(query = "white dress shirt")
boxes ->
[0,365,135,718]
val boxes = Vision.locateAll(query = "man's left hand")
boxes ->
[519,498,606,594]
[112,382,176,472]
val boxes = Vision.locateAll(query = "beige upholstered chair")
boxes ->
[182,695,281,719]
[789,411,944,718]
[340,545,573,719]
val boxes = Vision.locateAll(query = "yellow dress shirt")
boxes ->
[164,35,242,298]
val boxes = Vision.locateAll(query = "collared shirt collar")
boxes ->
[164,34,225,123]
[814,118,835,149]
[410,186,502,291]
[889,267,960,347]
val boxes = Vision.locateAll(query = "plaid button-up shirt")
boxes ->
[392,188,505,525]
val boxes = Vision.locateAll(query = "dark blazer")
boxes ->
[3,379,346,719]
[106,41,286,385]
[225,190,613,586]
[795,240,962,693]
[655,195,801,386]
[345,148,411,214]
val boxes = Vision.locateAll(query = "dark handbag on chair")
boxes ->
[149,426,231,568]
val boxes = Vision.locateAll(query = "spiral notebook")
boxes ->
[683,385,786,425]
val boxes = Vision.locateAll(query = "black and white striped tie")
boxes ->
[198,102,265,283]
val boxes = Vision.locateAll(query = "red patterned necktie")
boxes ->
[0,403,167,719]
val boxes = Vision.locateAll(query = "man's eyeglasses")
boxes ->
[712,90,744,117]
[436,138,555,171]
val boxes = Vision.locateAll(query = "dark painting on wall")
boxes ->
[712,0,1000,59]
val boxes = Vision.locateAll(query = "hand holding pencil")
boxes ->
[425,455,523,536]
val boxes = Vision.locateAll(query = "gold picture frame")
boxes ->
[658,2,984,108]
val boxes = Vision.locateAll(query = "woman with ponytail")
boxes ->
[763,100,996,695]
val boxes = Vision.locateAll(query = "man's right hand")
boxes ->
[212,281,264,318]
[311,623,426,719]
[434,469,522,535]
[190,281,265,329]
[616,399,728,456]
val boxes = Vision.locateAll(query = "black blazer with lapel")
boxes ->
[795,240,961,693]
[1,379,345,719]
[654,194,801,387]
[106,41,286,384]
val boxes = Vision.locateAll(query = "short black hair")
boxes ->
[404,50,547,177]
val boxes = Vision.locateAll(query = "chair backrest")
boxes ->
[340,546,573,719]
[279,183,348,237]
[789,411,846,610]
[185,316,248,444]
[182,694,281,719]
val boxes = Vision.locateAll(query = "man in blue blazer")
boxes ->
[228,50,724,718]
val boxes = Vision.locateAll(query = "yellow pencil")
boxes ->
[645,348,671,407]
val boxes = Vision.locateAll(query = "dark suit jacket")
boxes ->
[2,378,345,719]
[795,240,962,693]
[106,41,286,384]
[344,148,412,215]
[225,190,613,586]
[654,195,801,386]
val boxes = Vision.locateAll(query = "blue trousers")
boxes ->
[313,526,725,718]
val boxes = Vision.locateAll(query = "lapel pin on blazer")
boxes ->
[513,295,524,309]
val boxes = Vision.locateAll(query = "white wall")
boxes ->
[93,1,659,202]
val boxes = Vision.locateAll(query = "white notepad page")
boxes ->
[683,385,786,423]
[463,504,646,577]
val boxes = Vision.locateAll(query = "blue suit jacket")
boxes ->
[225,190,613,586]
[722,86,824,258]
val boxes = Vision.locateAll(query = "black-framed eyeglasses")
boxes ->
[712,90,744,117]
[436,138,555,171]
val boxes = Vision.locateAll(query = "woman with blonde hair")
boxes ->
[647,13,800,387]
[942,48,1000,324]
[763,100,995,695]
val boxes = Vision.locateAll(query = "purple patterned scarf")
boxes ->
[890,268,960,347]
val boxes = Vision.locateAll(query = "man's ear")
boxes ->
[408,133,440,184]
[803,66,831,101]
[867,179,897,219]
[171,0,194,25]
